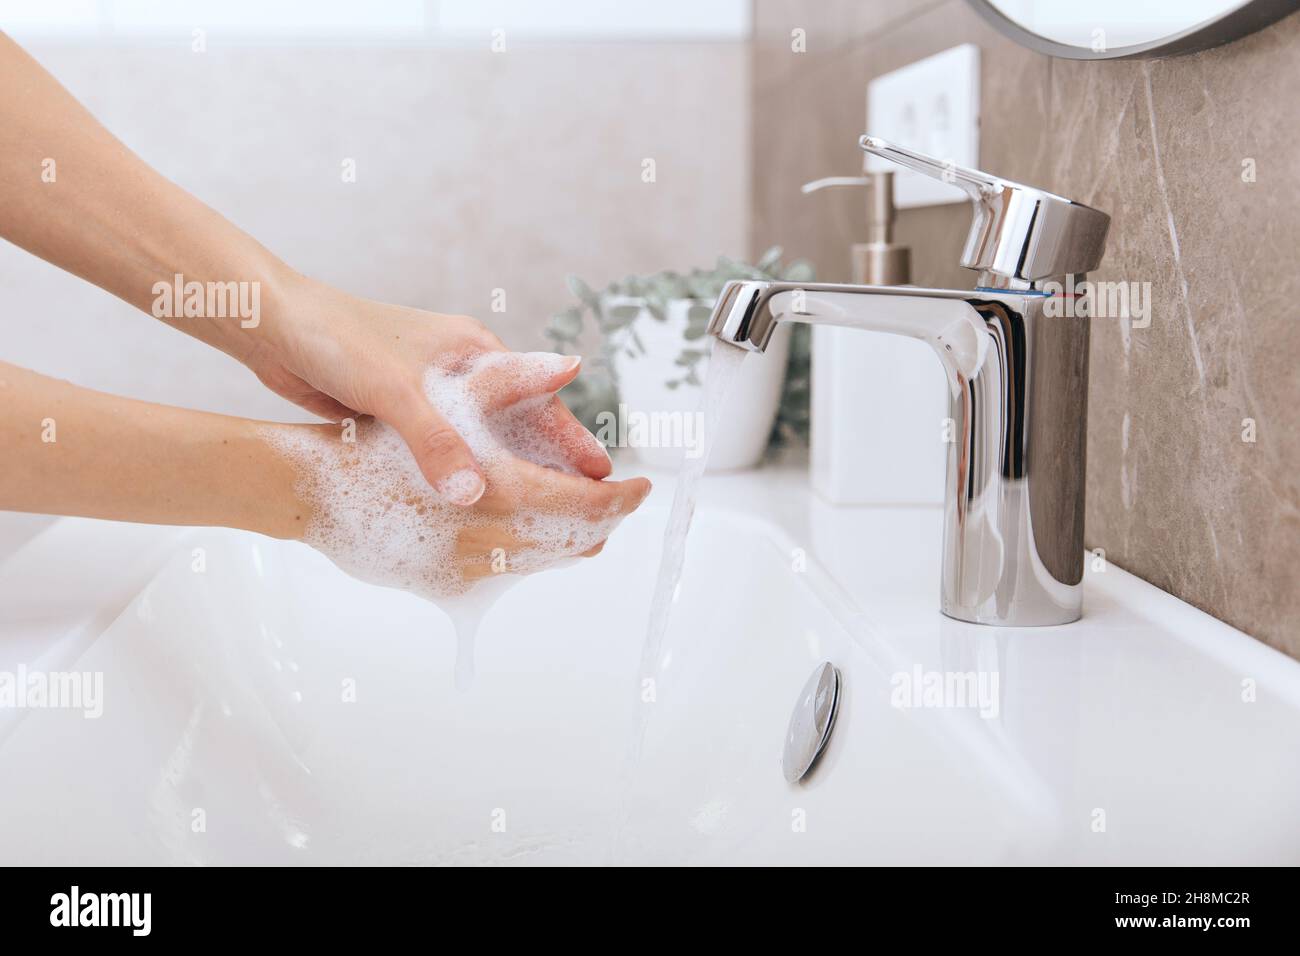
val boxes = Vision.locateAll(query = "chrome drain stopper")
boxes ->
[782,661,841,783]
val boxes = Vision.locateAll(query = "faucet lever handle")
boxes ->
[859,137,998,200]
[859,134,1110,285]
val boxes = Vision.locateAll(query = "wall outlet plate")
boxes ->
[866,43,980,209]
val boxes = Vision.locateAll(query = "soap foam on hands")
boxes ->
[264,351,625,601]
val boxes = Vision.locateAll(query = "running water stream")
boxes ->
[443,341,746,702]
[638,339,749,703]
[614,339,749,849]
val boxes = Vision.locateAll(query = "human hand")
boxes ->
[0,35,605,503]
[266,417,651,597]
[238,273,610,504]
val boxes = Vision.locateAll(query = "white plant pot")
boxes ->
[608,296,791,472]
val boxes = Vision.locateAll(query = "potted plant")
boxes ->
[545,247,813,471]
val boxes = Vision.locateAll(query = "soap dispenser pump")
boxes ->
[801,171,910,285]
[801,171,945,506]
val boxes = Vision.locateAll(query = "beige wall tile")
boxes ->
[752,0,1300,656]
[0,40,750,419]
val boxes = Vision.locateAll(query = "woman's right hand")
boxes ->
[234,274,614,503]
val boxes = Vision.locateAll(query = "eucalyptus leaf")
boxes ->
[756,246,783,272]
[783,260,815,283]
[548,307,584,340]
[606,304,642,324]
[565,275,599,308]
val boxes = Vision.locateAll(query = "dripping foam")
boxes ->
[264,352,626,688]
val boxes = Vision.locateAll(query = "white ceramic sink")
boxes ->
[1,469,1298,865]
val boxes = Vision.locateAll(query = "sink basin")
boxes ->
[1,470,1297,864]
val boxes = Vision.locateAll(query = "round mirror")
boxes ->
[968,0,1300,59]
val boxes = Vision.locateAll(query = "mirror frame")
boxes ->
[967,0,1300,59]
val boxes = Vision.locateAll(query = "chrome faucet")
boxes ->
[708,136,1110,626]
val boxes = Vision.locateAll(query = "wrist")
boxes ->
[221,257,307,365]
[152,251,304,366]
[221,420,314,541]
[242,267,347,376]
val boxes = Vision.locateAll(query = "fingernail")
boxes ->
[523,351,580,375]
[437,468,485,506]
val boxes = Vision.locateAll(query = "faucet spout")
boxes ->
[707,278,1090,627]
[708,280,992,379]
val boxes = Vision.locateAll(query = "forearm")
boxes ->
[0,33,291,360]
[0,362,308,538]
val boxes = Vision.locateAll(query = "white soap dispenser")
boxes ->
[802,171,946,505]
